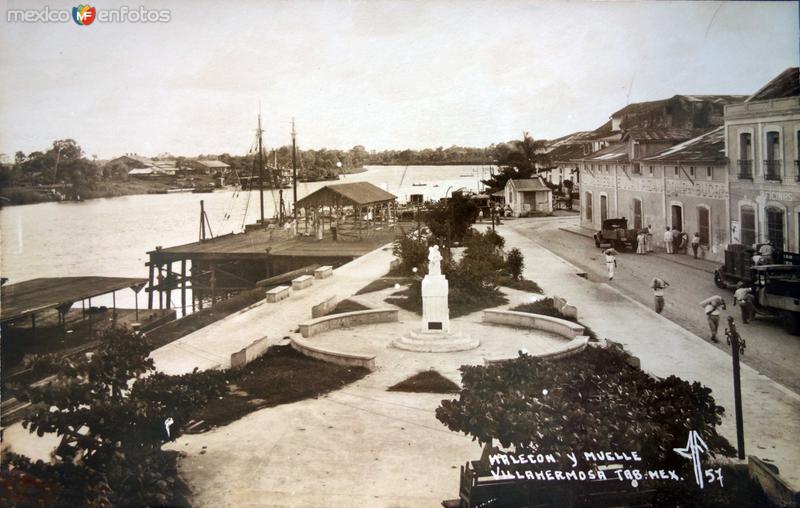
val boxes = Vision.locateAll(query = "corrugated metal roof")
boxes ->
[583,142,629,162]
[641,127,726,163]
[509,178,550,191]
[549,143,590,162]
[746,67,800,102]
[1,277,147,323]
[296,181,397,208]
[197,160,230,168]
[622,128,694,142]
[128,167,155,175]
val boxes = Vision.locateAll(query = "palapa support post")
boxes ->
[147,262,154,309]
[166,262,172,310]
[181,259,187,317]
[725,316,746,460]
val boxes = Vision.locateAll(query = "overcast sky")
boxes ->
[0,0,797,159]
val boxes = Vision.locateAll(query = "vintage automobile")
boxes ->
[593,218,639,251]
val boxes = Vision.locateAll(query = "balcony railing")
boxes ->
[795,160,800,182]
[763,159,782,182]
[737,160,753,180]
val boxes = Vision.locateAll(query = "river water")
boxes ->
[0,165,491,310]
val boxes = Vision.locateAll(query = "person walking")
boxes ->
[645,225,654,252]
[699,295,726,343]
[733,283,756,324]
[691,233,701,259]
[603,248,618,280]
[650,277,669,314]
[664,227,674,254]
[636,230,647,255]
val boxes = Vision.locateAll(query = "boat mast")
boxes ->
[291,117,298,229]
[258,112,265,224]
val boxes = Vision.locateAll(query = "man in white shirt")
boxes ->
[663,227,673,254]
[650,277,669,314]
[699,295,726,343]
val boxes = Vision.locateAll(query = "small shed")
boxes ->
[504,177,553,216]
[295,182,398,239]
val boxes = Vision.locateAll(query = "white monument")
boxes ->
[421,245,450,333]
[393,245,479,352]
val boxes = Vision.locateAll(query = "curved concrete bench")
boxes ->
[298,309,399,338]
[290,337,375,370]
[482,310,585,339]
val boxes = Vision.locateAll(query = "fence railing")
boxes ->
[737,160,753,180]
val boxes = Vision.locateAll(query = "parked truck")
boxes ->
[714,243,800,334]
[593,218,639,251]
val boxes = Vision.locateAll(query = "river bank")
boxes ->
[0,168,371,207]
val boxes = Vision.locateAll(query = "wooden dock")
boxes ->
[145,224,402,311]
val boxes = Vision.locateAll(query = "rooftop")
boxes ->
[640,127,726,164]
[746,67,800,103]
[197,160,230,169]
[1,277,147,323]
[622,128,694,142]
[296,182,397,209]
[508,178,550,191]
[582,142,629,162]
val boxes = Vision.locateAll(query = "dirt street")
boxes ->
[506,216,800,394]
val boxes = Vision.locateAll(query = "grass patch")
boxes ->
[388,370,460,393]
[187,345,368,432]
[498,276,543,294]
[355,277,407,295]
[329,299,371,315]
[511,298,597,340]
[385,285,507,318]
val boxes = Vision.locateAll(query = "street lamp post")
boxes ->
[725,316,746,460]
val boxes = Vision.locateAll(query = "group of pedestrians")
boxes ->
[662,226,703,258]
[635,226,655,255]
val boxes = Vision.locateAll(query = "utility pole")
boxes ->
[291,117,298,232]
[258,112,265,224]
[725,316,746,459]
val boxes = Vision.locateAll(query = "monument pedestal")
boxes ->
[392,245,479,353]
[393,329,479,352]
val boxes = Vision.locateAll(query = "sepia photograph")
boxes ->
[0,1,799,506]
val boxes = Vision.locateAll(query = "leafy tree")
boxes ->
[424,193,479,245]
[436,347,734,468]
[3,327,228,507]
[482,132,552,192]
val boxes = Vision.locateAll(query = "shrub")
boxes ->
[4,327,229,507]
[392,234,429,275]
[506,248,524,280]
[436,347,734,467]
[424,193,479,244]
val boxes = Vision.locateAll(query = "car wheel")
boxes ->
[783,311,800,335]
[594,236,600,248]
[713,271,726,289]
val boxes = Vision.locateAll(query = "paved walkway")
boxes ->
[560,225,721,274]
[150,244,398,374]
[166,286,576,507]
[502,223,800,489]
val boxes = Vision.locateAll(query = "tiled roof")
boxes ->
[746,68,800,102]
[640,127,726,163]
[509,178,550,191]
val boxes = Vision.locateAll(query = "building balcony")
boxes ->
[737,160,753,180]
[763,159,782,182]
